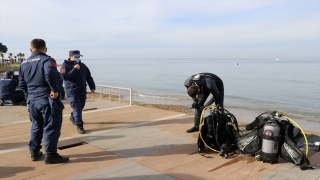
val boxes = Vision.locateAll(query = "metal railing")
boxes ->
[93,85,132,105]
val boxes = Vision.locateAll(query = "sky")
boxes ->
[0,0,319,61]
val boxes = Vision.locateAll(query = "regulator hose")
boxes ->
[198,105,220,153]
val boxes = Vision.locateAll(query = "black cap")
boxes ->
[6,70,14,76]
[69,50,83,57]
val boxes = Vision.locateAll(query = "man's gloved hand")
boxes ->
[191,102,197,109]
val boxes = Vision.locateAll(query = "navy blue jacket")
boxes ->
[0,77,18,99]
[60,59,95,96]
[19,52,60,100]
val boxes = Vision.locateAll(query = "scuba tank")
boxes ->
[260,117,281,164]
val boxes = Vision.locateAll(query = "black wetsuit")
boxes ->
[184,73,224,127]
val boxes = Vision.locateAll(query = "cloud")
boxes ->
[0,0,319,59]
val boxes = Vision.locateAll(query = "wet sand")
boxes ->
[87,93,320,135]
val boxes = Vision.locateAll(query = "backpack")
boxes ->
[198,107,240,158]
[237,112,270,155]
[279,119,312,170]
[238,112,313,170]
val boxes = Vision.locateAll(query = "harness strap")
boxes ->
[262,134,281,141]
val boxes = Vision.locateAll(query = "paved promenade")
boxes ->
[0,98,319,180]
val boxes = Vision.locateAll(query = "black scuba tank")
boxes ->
[260,117,281,164]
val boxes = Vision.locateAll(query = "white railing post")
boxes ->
[129,88,132,105]
[100,86,102,100]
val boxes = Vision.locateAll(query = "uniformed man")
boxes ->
[60,50,95,134]
[184,73,224,133]
[0,70,25,105]
[19,39,69,164]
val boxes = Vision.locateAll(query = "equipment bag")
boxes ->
[237,129,261,155]
[279,120,311,170]
[198,107,240,158]
[237,112,271,155]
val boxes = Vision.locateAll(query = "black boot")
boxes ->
[186,126,199,133]
[77,124,85,134]
[186,115,200,133]
[69,115,75,125]
[30,150,43,161]
[45,153,69,164]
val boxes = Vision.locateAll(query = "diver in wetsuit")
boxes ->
[184,73,224,133]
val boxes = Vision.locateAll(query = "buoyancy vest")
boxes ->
[198,107,240,158]
[237,112,270,155]
[279,119,311,170]
[237,112,313,170]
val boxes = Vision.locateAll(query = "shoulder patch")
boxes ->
[60,66,66,74]
[50,59,57,68]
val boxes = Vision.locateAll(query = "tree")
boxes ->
[0,43,8,53]
[0,52,3,65]
[17,53,24,57]
[8,52,12,59]
[16,53,25,63]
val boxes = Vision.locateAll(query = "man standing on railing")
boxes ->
[184,73,224,133]
[60,50,95,134]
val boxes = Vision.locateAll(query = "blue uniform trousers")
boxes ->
[68,95,86,124]
[28,98,62,154]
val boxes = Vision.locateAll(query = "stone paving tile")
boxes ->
[0,123,30,151]
[0,143,124,180]
[144,115,202,140]
[63,106,181,137]
[132,139,320,180]
[0,100,126,126]
[79,127,156,148]
[257,152,320,180]
[0,112,29,125]
[65,160,178,180]
[0,102,182,153]
[133,143,199,171]
[79,126,194,159]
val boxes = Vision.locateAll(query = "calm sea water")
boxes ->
[67,58,320,121]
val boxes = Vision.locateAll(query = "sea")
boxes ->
[58,58,320,123]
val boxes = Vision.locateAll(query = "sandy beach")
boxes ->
[88,93,320,135]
